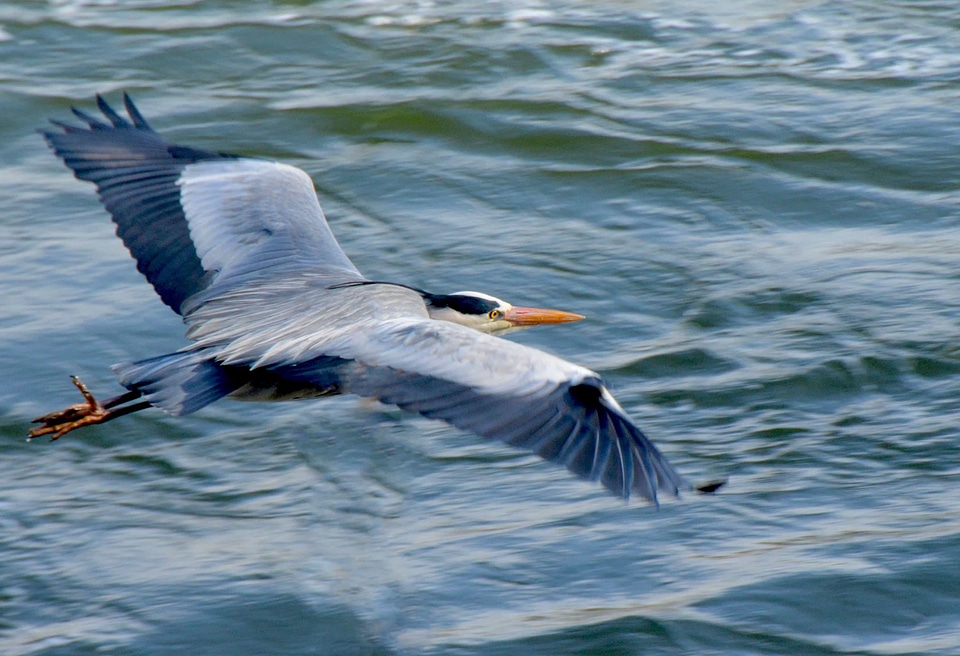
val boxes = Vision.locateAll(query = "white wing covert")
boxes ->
[179,159,362,285]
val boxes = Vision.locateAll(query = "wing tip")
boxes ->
[587,382,689,505]
[45,92,153,136]
[123,92,153,130]
[95,93,131,128]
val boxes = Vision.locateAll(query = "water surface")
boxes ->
[1,1,959,654]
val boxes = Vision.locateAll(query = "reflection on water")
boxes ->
[1,1,959,654]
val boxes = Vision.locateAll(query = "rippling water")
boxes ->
[2,1,959,654]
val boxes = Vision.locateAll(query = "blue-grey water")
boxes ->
[2,1,959,654]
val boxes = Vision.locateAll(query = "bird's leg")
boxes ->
[29,376,151,441]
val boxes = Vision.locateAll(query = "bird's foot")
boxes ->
[29,376,110,441]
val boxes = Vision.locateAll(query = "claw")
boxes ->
[29,376,109,441]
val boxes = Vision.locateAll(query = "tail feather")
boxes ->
[112,350,237,416]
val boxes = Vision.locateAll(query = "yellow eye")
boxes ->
[488,310,501,320]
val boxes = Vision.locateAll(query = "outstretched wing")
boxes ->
[42,94,364,314]
[277,320,687,503]
[184,280,687,503]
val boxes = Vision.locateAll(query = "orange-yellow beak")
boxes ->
[501,305,585,327]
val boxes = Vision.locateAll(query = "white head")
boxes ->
[424,290,583,335]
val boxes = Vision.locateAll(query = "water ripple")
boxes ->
[2,1,960,654]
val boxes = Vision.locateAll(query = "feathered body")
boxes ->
[37,95,689,504]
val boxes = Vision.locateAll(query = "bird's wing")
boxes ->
[185,281,687,503]
[42,94,363,314]
[177,157,361,285]
[341,358,687,503]
[278,320,686,503]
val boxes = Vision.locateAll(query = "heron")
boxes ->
[31,94,719,504]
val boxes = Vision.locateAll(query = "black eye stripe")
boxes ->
[426,294,499,315]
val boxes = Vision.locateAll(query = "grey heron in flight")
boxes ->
[31,95,716,504]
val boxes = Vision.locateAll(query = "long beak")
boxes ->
[502,305,585,327]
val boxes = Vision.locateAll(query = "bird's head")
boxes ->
[423,291,584,335]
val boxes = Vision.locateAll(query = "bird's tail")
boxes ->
[112,349,239,416]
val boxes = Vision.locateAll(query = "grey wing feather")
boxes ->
[269,333,687,503]
[42,94,224,312]
[43,94,364,313]
[178,159,363,286]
